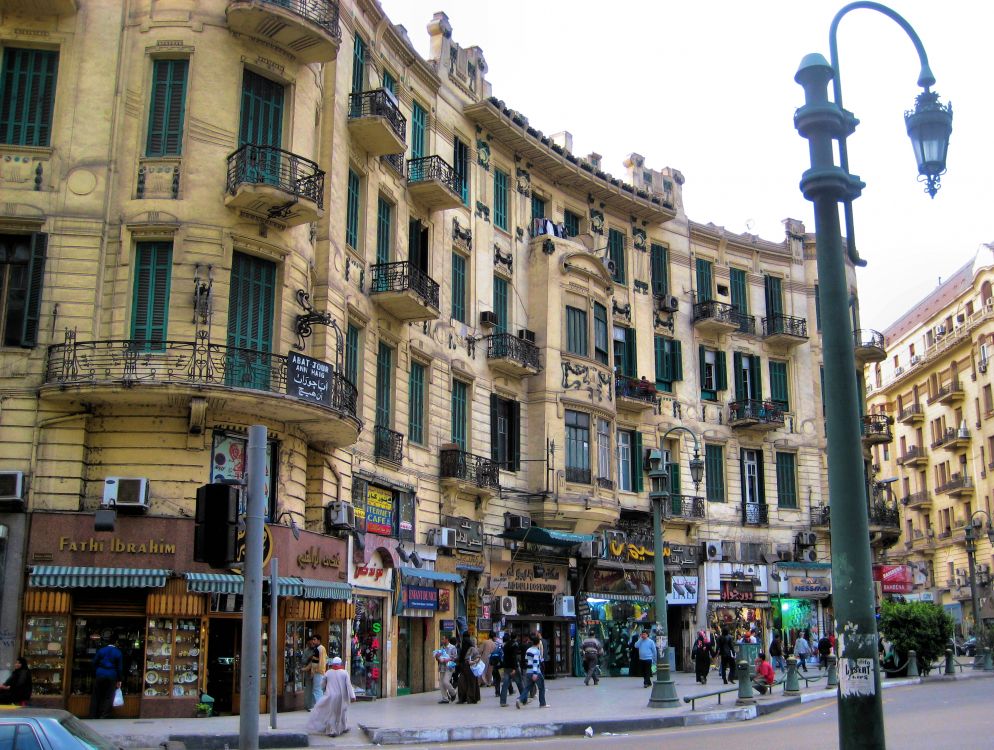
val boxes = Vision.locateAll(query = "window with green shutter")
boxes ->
[454,137,469,204]
[650,243,668,297]
[491,394,520,472]
[411,101,427,161]
[0,48,59,147]
[493,275,508,334]
[814,284,822,330]
[381,69,396,95]
[612,326,636,378]
[345,323,360,386]
[705,444,725,502]
[146,59,188,157]
[696,258,713,303]
[345,169,361,249]
[408,361,425,444]
[375,342,393,427]
[131,242,172,350]
[769,360,789,410]
[593,302,608,365]
[239,69,283,148]
[351,34,366,94]
[493,168,509,231]
[699,346,727,400]
[451,251,466,322]
[764,275,784,319]
[775,451,797,508]
[608,229,626,284]
[451,379,468,450]
[563,209,580,238]
[565,410,591,483]
[376,195,392,265]
[226,252,275,389]
[0,232,47,348]
[566,305,587,357]
[654,336,682,391]
[531,195,545,220]
[730,267,748,313]
[733,352,762,401]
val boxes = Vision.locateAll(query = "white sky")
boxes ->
[379,0,993,332]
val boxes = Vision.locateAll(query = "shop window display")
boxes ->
[22,616,69,696]
[71,619,145,699]
[144,618,202,698]
[351,596,383,698]
[585,599,649,676]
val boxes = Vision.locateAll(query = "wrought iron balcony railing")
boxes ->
[615,374,658,405]
[868,501,900,529]
[897,403,924,422]
[861,413,893,439]
[374,425,403,463]
[440,448,499,489]
[810,505,831,527]
[901,490,931,508]
[486,333,540,371]
[928,380,964,404]
[742,502,769,526]
[693,300,735,325]
[934,426,970,448]
[936,473,973,494]
[897,445,927,465]
[252,0,341,36]
[225,144,324,208]
[381,152,405,176]
[854,328,885,351]
[408,155,461,195]
[763,313,808,339]
[728,399,785,427]
[369,260,440,311]
[348,89,407,141]
[565,466,592,484]
[667,495,707,521]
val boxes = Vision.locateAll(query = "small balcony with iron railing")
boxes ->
[368,260,440,322]
[741,502,769,526]
[929,380,965,405]
[615,374,658,413]
[728,399,784,431]
[897,403,924,425]
[565,466,592,485]
[934,425,970,451]
[810,505,831,529]
[861,413,894,446]
[897,445,928,467]
[853,329,886,366]
[762,313,808,348]
[225,0,341,63]
[665,495,707,527]
[692,300,748,336]
[440,448,500,495]
[868,501,901,547]
[225,145,324,226]
[407,155,463,211]
[348,89,407,156]
[374,425,403,465]
[936,473,974,498]
[486,333,541,377]
[901,490,932,511]
[381,152,406,177]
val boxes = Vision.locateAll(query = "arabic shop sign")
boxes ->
[490,562,566,594]
[296,546,342,572]
[287,351,333,407]
[787,576,832,599]
[588,568,653,596]
[365,486,394,536]
[720,580,755,602]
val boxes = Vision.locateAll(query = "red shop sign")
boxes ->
[720,580,755,602]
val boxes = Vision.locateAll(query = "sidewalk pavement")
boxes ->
[87,667,994,748]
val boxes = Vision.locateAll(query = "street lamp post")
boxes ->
[964,511,994,667]
[794,4,952,749]
[647,426,704,709]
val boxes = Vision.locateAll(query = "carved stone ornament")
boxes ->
[562,360,590,390]
[632,228,647,251]
[475,201,490,222]
[476,139,491,170]
[452,217,473,249]
[494,244,513,273]
[589,209,604,235]
[515,167,531,196]
[612,300,632,322]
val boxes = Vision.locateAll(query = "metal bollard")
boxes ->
[984,647,993,672]
[826,654,839,689]
[735,660,755,705]
[907,650,919,678]
[944,648,955,676]
[784,656,800,696]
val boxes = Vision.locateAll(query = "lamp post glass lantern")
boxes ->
[795,4,951,748]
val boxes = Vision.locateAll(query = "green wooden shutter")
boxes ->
[18,232,47,347]
[381,70,396,95]
[493,275,508,334]
[608,229,626,284]
[408,219,428,272]
[490,394,500,465]
[814,284,822,330]
[776,452,797,508]
[633,431,644,493]
[695,258,713,303]
[764,275,783,318]
[531,195,545,220]
[730,267,747,312]
[670,339,683,381]
[716,351,727,391]
[567,306,587,356]
[0,48,59,147]
[655,336,667,388]
[756,450,766,506]
[751,354,763,401]
[624,327,637,378]
[146,59,188,157]
[769,360,789,409]
[454,137,469,204]
[705,444,725,502]
[668,457,681,499]
[345,324,360,385]
[593,303,608,365]
[375,342,393,427]
[650,243,668,297]
[411,101,427,160]
[408,361,425,444]
[733,352,746,400]
[226,252,275,389]
[739,449,748,516]
[451,379,468,450]
[346,169,360,249]
[351,34,366,94]
[699,346,707,390]
[131,241,172,350]
[510,400,520,472]
[493,168,509,231]
[239,70,283,147]
[376,195,392,265]
[563,210,580,238]
[451,252,466,322]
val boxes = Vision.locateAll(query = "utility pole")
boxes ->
[239,425,267,750]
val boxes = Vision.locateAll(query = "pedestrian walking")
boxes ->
[752,651,776,694]
[628,625,642,678]
[718,627,737,684]
[305,657,355,737]
[691,630,715,684]
[489,633,504,694]
[636,630,657,688]
[305,634,328,710]
[581,630,603,686]
[515,634,548,708]
[817,634,832,669]
[0,656,31,706]
[90,637,123,719]
[793,631,811,672]
[499,630,524,707]
[433,636,458,703]
[478,632,498,687]
[455,634,481,704]
[769,633,786,672]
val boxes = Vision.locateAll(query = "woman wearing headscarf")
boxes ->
[692,630,715,684]
[0,656,31,705]
[306,657,356,737]
[456,634,481,704]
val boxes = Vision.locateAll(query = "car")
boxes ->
[951,636,977,656]
[0,708,122,749]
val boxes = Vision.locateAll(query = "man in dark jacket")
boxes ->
[498,630,523,707]
[817,635,833,669]
[718,627,737,684]
[90,638,123,719]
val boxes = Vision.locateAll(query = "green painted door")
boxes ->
[226,252,276,390]
[493,276,508,334]
[239,70,284,185]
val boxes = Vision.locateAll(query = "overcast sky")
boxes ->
[379,1,992,332]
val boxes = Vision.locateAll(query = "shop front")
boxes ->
[704,562,772,650]
[773,561,834,645]
[349,550,393,699]
[580,565,652,676]
[395,562,461,695]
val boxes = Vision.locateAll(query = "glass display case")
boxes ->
[22,616,69,696]
[284,622,306,695]
[70,618,145,698]
[144,618,202,699]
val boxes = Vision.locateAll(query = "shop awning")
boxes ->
[399,567,463,584]
[585,591,654,603]
[500,526,595,547]
[29,566,171,589]
[776,561,832,570]
[184,573,303,596]
[298,578,352,601]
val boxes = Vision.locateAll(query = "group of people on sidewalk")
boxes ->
[303,634,356,739]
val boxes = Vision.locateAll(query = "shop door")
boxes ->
[69,616,145,718]
[207,619,238,714]
[351,596,384,698]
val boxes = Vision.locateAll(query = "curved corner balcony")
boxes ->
[728,399,784,431]
[762,313,808,348]
[854,329,886,366]
[348,89,407,155]
[369,261,440,322]
[861,413,894,445]
[693,300,754,336]
[407,156,463,211]
[486,333,541,377]
[666,495,707,527]
[42,335,360,446]
[225,145,324,227]
[226,0,341,63]
[440,448,500,495]
[615,374,658,413]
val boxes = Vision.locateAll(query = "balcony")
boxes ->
[936,473,974,497]
[407,155,463,211]
[742,502,769,526]
[897,404,924,425]
[226,0,341,64]
[225,145,324,227]
[42,335,360,445]
[369,261,440,322]
[861,413,893,445]
[810,505,831,528]
[615,375,658,413]
[692,300,742,335]
[347,89,407,156]
[374,425,403,464]
[931,380,965,405]
[897,445,928,467]
[762,313,808,348]
[901,491,931,511]
[381,152,406,178]
[728,400,784,431]
[868,501,901,545]
[486,333,541,377]
[565,466,592,485]
[1,0,77,16]
[666,495,707,526]
[440,448,500,493]
[853,329,886,366]
[935,426,970,451]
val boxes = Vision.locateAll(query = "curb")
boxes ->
[167,733,309,749]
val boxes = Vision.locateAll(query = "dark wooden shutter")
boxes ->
[493,276,508,334]
[695,258,712,303]
[239,70,284,147]
[699,345,707,389]
[510,400,520,472]
[733,352,745,400]
[411,101,427,160]
[670,339,683,381]
[633,431,644,493]
[764,275,783,318]
[375,342,392,427]
[751,354,763,401]
[0,48,59,147]
[624,327,637,378]
[146,59,188,157]
[730,267,747,312]
[650,243,668,297]
[490,393,500,464]
[739,448,748,522]
[131,241,172,349]
[716,351,727,391]
[19,232,47,347]
[226,252,275,388]
[376,195,392,266]
[756,450,766,506]
[408,219,428,273]
[351,34,366,95]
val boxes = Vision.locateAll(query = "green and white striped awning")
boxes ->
[584,591,654,603]
[29,566,171,589]
[184,573,303,597]
[298,578,352,601]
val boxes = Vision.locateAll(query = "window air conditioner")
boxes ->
[435,527,457,549]
[504,513,532,531]
[657,295,679,313]
[0,471,25,501]
[554,595,576,617]
[498,595,518,616]
[103,478,150,512]
[798,548,818,563]
[578,539,601,558]
[324,501,355,531]
[703,541,723,561]
[518,328,536,343]
[796,531,817,547]
[479,311,498,328]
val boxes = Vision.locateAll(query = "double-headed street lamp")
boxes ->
[794,3,952,748]
[964,511,994,667]
[647,426,704,708]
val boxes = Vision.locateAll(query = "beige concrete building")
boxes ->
[0,0,876,715]
[867,245,994,635]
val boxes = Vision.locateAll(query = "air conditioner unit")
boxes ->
[796,531,817,547]
[657,295,679,313]
[956,314,966,324]
[605,258,617,276]
[980,360,989,373]
[910,354,921,365]
[479,310,498,328]
[436,527,457,549]
[324,501,355,531]
[504,513,532,532]
[498,595,518,616]
[703,541,723,561]
[518,328,537,344]
[578,539,601,559]
[744,564,758,577]
[798,548,818,563]
[554,595,576,617]
[776,546,794,562]
[935,325,946,336]
[0,471,25,501]
[103,478,150,512]
[894,366,905,375]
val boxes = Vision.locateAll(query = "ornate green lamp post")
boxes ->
[964,511,994,668]
[794,3,952,747]
[647,427,704,708]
